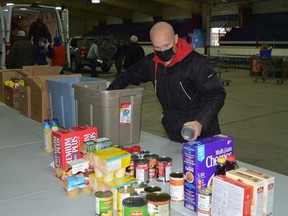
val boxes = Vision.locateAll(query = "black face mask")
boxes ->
[155,47,175,62]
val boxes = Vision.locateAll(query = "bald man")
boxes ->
[107,21,226,143]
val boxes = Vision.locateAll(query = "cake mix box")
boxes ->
[226,169,265,216]
[211,175,253,216]
[70,124,98,144]
[237,167,275,216]
[182,134,234,212]
[52,128,83,178]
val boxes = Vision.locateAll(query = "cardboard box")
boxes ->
[211,175,253,216]
[23,74,81,123]
[52,128,83,178]
[4,85,19,109]
[0,69,22,102]
[226,170,265,216]
[237,167,275,216]
[19,86,31,117]
[70,124,99,144]
[182,134,234,212]
[22,65,63,76]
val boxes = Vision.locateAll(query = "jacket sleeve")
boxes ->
[191,58,226,130]
[107,56,152,90]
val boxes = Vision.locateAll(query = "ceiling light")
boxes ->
[91,0,100,3]
[56,6,62,10]
[6,2,14,6]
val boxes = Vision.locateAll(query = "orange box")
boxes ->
[52,128,83,178]
[19,86,31,117]
[211,175,253,216]
[4,85,19,109]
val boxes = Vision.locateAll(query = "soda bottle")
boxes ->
[215,156,226,176]
[43,119,53,153]
[226,155,239,172]
[51,118,59,131]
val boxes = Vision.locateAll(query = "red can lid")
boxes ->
[131,145,141,153]
[123,147,132,153]
[227,155,235,162]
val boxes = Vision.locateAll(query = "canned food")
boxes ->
[126,154,138,177]
[95,190,113,216]
[144,153,159,179]
[131,145,141,153]
[117,186,132,216]
[144,185,161,194]
[134,158,149,183]
[139,150,150,158]
[122,196,148,216]
[170,172,184,202]
[157,156,172,182]
[197,187,212,216]
[146,191,171,216]
[131,182,148,193]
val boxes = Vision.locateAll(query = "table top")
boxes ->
[0,102,287,216]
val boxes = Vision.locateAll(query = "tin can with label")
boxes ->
[95,190,113,216]
[134,158,149,183]
[144,153,159,179]
[117,186,132,216]
[126,154,138,177]
[122,196,148,216]
[197,187,212,216]
[146,192,171,216]
[156,156,172,182]
[139,150,150,159]
[170,172,184,202]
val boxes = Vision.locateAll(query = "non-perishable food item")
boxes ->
[146,191,171,216]
[143,153,159,180]
[117,186,132,216]
[95,190,113,216]
[70,124,98,143]
[122,196,148,216]
[156,156,172,182]
[134,158,149,183]
[226,170,265,216]
[182,134,233,212]
[236,167,275,216]
[211,175,253,216]
[197,186,212,216]
[170,172,184,202]
[92,147,131,173]
[64,173,91,197]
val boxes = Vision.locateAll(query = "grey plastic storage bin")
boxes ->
[47,76,106,128]
[73,82,144,146]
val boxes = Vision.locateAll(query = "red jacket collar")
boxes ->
[153,38,193,67]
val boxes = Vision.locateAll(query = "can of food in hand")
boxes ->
[122,196,148,216]
[134,158,149,183]
[170,172,184,202]
[156,156,172,182]
[143,153,159,179]
[197,186,212,216]
[95,190,113,216]
[117,186,132,216]
[146,191,171,216]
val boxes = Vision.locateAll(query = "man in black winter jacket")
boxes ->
[123,35,145,69]
[107,21,226,143]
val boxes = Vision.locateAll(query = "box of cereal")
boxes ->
[182,134,233,212]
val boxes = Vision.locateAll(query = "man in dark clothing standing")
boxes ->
[107,22,226,143]
[122,35,145,69]
[28,18,52,45]
[7,30,35,69]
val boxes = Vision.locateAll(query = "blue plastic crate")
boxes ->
[260,49,272,58]
[47,76,106,128]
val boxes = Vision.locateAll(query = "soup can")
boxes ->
[117,186,132,216]
[156,156,172,182]
[143,153,159,179]
[146,191,171,216]
[197,187,212,216]
[170,172,184,202]
[122,196,148,216]
[134,158,149,183]
[95,190,113,216]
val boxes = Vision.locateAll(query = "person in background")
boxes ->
[107,21,226,143]
[28,18,52,45]
[7,30,35,69]
[87,40,102,77]
[122,35,145,70]
[47,36,66,73]
[113,39,125,76]
[34,37,48,65]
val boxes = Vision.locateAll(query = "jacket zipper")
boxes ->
[179,81,191,100]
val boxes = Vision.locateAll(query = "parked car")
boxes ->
[70,36,117,73]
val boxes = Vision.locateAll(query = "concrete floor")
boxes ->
[86,66,288,176]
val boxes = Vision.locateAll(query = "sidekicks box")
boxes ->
[52,128,83,179]
[182,134,234,212]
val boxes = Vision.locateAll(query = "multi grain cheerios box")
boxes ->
[182,134,234,212]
